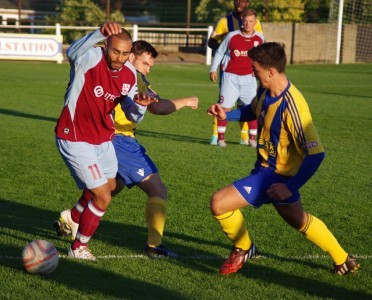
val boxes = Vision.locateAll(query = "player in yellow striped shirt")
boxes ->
[112,41,198,257]
[207,42,360,276]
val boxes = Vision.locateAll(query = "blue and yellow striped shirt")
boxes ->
[228,82,324,177]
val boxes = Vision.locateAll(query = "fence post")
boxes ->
[56,23,61,36]
[132,24,138,41]
[335,0,344,64]
[55,23,63,64]
[206,25,213,65]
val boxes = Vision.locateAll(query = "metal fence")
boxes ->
[0,23,213,64]
[1,23,371,64]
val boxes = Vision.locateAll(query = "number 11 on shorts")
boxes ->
[88,164,102,180]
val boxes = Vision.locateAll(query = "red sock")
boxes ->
[217,119,228,141]
[71,189,92,223]
[248,120,257,140]
[72,200,105,249]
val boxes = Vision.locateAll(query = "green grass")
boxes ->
[0,61,371,299]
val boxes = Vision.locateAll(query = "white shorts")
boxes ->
[56,138,118,190]
[219,72,257,109]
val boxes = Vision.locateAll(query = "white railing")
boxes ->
[0,23,213,65]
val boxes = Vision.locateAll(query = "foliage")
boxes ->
[196,0,313,23]
[303,0,332,23]
[44,0,125,43]
[195,0,234,23]
[147,0,201,24]
[269,0,305,22]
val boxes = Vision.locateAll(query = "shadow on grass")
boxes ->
[136,129,208,144]
[0,108,58,123]
[136,129,244,145]
[0,244,188,299]
[241,263,369,299]
[0,198,227,275]
[0,198,368,299]
[0,108,210,145]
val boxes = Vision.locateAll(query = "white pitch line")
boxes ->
[2,254,371,260]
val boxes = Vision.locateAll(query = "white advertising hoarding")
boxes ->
[0,33,63,63]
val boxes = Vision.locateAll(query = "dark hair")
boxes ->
[248,42,287,73]
[131,40,158,59]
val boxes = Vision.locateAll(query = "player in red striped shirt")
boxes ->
[55,22,157,260]
[210,9,264,147]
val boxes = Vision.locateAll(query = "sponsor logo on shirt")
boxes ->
[233,50,248,57]
[302,141,319,149]
[94,85,121,101]
[121,84,130,96]
[260,139,277,157]
[137,168,144,177]
[94,86,104,97]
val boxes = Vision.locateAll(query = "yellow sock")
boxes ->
[212,117,218,137]
[214,210,252,250]
[146,197,167,247]
[300,214,348,265]
[239,122,249,141]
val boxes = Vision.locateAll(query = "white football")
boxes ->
[22,240,59,275]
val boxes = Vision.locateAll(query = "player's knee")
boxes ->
[210,193,224,216]
[108,178,117,192]
[284,211,307,230]
[143,177,168,199]
[151,185,167,199]
[92,189,112,210]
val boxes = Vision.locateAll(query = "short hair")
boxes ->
[106,28,132,45]
[131,40,158,59]
[242,9,256,19]
[248,42,287,73]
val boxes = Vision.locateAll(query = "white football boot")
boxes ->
[68,246,96,261]
[249,139,257,148]
[54,209,79,240]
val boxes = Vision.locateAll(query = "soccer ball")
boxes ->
[22,240,59,275]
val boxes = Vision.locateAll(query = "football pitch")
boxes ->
[0,61,371,299]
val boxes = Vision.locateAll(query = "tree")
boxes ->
[195,0,305,23]
[303,0,331,23]
[195,0,234,23]
[45,0,125,43]
[269,0,305,22]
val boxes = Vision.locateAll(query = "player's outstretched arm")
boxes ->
[207,104,226,120]
[119,93,158,124]
[148,96,198,115]
[134,93,159,106]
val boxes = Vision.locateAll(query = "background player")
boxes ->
[207,42,360,276]
[209,9,264,147]
[208,0,262,145]
[54,22,156,260]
